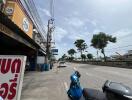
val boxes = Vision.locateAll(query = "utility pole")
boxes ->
[45,0,55,69]
[45,18,55,65]
[97,50,99,60]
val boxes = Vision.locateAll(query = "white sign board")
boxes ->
[37,56,45,64]
[22,18,29,32]
[5,7,14,15]
[0,55,27,100]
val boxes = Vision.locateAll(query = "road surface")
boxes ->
[21,63,132,100]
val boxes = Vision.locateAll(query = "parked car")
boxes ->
[58,61,67,67]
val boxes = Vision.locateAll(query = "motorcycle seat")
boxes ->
[102,80,132,100]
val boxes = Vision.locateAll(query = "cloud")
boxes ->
[85,19,98,27]
[105,29,132,56]
[67,17,84,27]
[91,20,97,27]
[54,27,68,42]
[38,8,51,17]
[68,31,89,41]
[34,0,132,58]
[112,29,132,39]
[92,29,101,34]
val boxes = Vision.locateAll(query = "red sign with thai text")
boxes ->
[0,56,26,100]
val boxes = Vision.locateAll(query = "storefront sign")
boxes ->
[5,6,14,15]
[0,55,27,100]
[52,49,58,55]
[22,18,29,32]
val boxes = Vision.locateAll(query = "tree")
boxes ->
[81,54,86,61]
[74,39,87,56]
[87,53,93,60]
[61,54,67,60]
[68,49,76,57]
[68,57,74,61]
[91,32,116,61]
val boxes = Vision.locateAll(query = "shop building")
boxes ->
[0,0,46,71]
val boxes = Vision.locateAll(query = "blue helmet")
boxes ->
[71,74,78,83]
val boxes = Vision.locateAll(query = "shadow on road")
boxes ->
[67,88,107,100]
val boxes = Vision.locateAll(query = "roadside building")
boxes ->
[123,50,132,61]
[0,0,46,71]
[111,55,121,60]
[111,50,132,61]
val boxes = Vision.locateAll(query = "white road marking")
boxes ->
[64,82,68,91]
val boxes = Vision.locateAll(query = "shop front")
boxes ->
[0,11,46,71]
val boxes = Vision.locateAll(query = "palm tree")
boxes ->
[91,32,116,61]
[61,54,67,60]
[68,49,76,57]
[81,54,86,61]
[87,53,93,60]
[74,39,87,56]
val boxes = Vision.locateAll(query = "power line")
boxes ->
[106,45,132,51]
[116,33,132,41]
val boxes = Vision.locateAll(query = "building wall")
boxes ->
[128,50,132,55]
[4,0,33,38]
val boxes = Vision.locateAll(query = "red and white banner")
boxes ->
[0,55,27,100]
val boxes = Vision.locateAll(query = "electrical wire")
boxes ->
[106,45,132,51]
[19,0,47,41]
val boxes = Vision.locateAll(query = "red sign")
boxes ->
[0,56,26,100]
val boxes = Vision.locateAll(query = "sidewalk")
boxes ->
[21,63,68,100]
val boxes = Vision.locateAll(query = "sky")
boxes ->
[34,0,132,58]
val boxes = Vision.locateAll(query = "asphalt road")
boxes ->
[21,63,132,100]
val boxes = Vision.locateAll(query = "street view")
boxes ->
[0,0,132,100]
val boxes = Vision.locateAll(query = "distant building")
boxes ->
[128,50,132,55]
[111,50,132,61]
[123,50,132,61]
[110,55,121,60]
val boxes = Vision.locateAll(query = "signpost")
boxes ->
[51,49,58,55]
[0,55,27,100]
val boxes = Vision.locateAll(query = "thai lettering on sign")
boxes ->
[0,56,26,100]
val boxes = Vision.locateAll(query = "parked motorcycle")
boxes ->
[67,71,132,100]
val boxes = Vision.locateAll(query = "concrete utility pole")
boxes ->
[45,0,55,68]
[45,18,55,65]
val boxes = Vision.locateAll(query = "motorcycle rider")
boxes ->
[67,71,83,100]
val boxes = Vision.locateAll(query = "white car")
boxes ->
[58,61,67,67]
